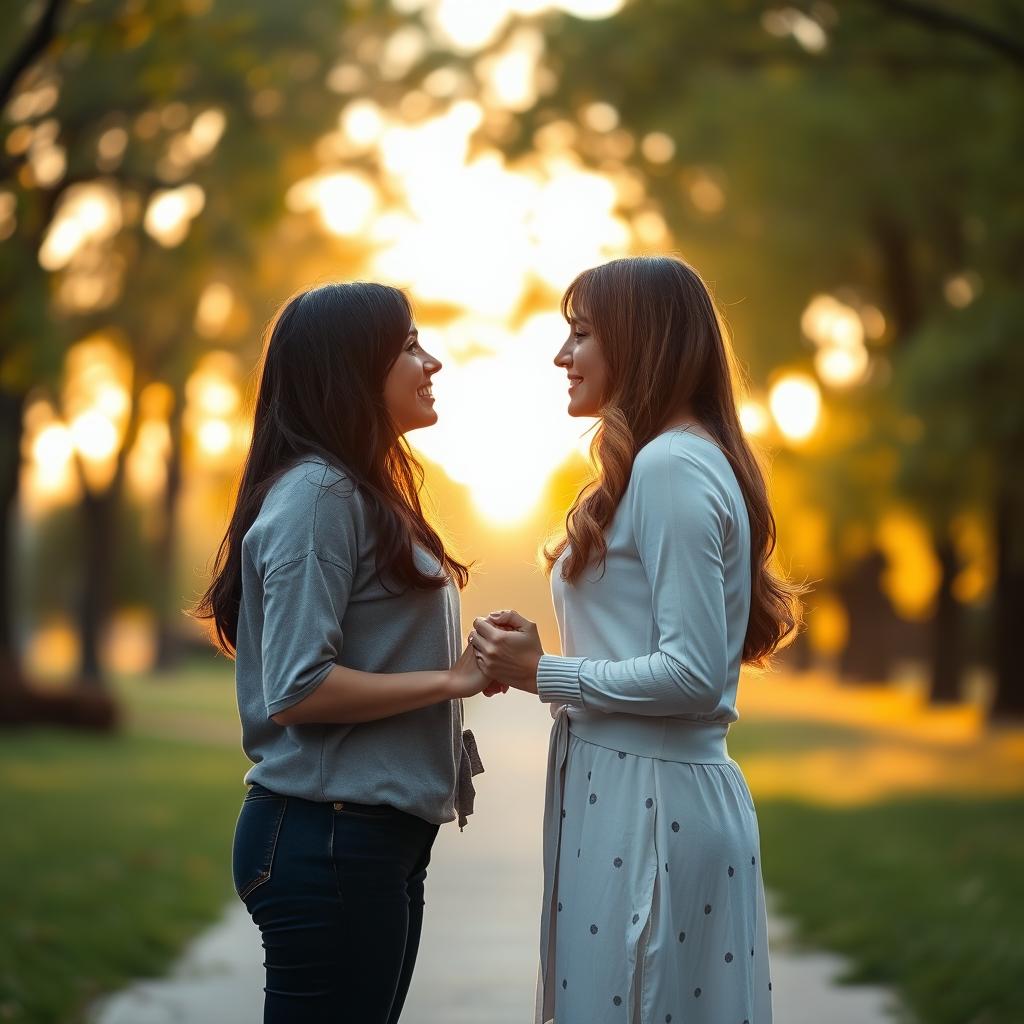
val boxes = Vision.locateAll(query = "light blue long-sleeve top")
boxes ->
[535,427,752,724]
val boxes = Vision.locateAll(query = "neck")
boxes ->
[659,406,697,433]
[658,412,718,446]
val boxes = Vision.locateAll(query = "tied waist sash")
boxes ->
[535,706,732,1024]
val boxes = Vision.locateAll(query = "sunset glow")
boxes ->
[769,373,821,442]
[284,91,635,521]
[410,313,597,524]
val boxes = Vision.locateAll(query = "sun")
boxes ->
[408,314,596,525]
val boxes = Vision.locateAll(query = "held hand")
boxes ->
[479,615,516,697]
[446,641,492,700]
[470,609,544,695]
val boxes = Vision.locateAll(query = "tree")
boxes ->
[0,0,391,714]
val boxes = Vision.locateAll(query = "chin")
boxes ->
[567,398,596,418]
[409,410,439,431]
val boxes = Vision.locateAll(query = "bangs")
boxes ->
[560,267,599,324]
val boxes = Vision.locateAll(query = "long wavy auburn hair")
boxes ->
[193,281,471,657]
[542,255,802,666]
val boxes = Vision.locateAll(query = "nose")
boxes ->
[554,341,573,368]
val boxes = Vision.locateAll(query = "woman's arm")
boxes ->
[534,448,731,716]
[258,548,489,726]
[470,451,731,716]
[271,643,487,726]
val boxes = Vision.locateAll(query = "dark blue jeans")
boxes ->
[232,783,440,1024]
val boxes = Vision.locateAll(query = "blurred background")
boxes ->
[1,1,1022,1022]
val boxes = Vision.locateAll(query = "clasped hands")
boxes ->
[466,609,544,697]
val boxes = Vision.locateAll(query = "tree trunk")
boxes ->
[871,210,922,342]
[783,625,814,672]
[153,397,184,672]
[0,387,26,692]
[837,550,894,683]
[929,537,963,703]
[77,476,120,689]
[0,388,117,730]
[989,483,1024,720]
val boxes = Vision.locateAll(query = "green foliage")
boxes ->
[1,0,391,394]
[895,286,1024,517]
[526,2,1021,356]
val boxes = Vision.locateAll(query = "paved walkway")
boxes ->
[91,694,905,1024]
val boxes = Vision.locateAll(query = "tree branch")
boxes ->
[0,0,69,110]
[864,0,1024,68]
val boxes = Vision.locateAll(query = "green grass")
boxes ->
[727,717,1024,1024]
[0,668,247,1024]
[114,656,240,726]
[755,796,1024,1024]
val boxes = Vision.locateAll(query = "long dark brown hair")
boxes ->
[543,255,802,666]
[193,281,471,657]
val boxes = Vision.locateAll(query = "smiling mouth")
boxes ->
[568,376,583,391]
[417,385,434,401]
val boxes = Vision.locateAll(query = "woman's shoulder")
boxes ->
[633,428,728,484]
[245,457,363,568]
[259,458,359,525]
[630,429,741,526]
[270,456,357,503]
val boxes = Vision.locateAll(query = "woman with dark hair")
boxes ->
[194,281,489,1024]
[468,255,801,1024]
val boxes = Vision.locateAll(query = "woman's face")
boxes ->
[383,323,442,434]
[554,308,608,417]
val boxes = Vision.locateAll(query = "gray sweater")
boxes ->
[234,457,470,825]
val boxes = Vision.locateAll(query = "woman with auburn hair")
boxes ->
[193,282,489,1024]
[468,255,800,1024]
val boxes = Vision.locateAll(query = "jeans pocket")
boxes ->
[232,790,288,900]
[337,801,396,820]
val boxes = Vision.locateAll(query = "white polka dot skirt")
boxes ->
[544,733,772,1024]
